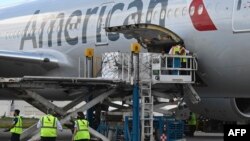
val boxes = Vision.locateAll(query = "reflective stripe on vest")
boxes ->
[74,119,90,140]
[40,115,57,137]
[10,116,23,134]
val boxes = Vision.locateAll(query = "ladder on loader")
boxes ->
[140,80,154,141]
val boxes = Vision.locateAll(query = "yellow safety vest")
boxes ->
[188,113,197,125]
[74,119,90,140]
[172,45,180,55]
[40,115,57,137]
[10,116,23,134]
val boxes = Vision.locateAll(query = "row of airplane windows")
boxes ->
[3,5,204,40]
[4,23,79,40]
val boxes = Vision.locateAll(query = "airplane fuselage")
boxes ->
[0,0,250,100]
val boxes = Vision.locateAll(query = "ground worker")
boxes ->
[37,108,63,141]
[72,112,90,141]
[187,112,197,137]
[5,109,23,141]
[179,44,189,75]
[169,44,181,75]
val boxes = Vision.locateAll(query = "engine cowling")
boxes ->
[186,98,250,122]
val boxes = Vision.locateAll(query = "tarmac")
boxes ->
[0,129,223,141]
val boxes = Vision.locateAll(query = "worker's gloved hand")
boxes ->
[3,129,10,132]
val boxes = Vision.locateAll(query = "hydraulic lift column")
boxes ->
[85,48,94,127]
[131,43,141,141]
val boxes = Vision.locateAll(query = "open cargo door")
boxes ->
[105,24,183,52]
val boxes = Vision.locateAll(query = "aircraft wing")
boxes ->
[0,50,59,77]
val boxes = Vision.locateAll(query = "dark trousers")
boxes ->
[11,133,20,141]
[41,137,56,141]
[75,140,89,141]
[188,125,196,136]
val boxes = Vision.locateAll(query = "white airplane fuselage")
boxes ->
[1,0,250,121]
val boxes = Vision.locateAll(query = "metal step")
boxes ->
[140,80,154,141]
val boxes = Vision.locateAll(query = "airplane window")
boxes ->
[182,7,188,16]
[160,10,166,19]
[10,33,13,39]
[15,32,18,38]
[190,6,195,16]
[18,31,21,37]
[147,12,152,21]
[167,9,172,18]
[198,4,204,15]
[175,8,180,17]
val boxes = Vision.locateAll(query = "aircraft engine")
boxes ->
[186,98,250,122]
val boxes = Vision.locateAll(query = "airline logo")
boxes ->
[20,0,167,50]
[19,0,217,50]
[189,0,217,31]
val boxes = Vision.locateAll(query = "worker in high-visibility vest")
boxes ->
[169,44,181,75]
[5,109,23,141]
[37,108,63,141]
[188,112,197,137]
[179,45,190,75]
[72,112,90,141]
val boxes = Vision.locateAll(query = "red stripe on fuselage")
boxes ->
[189,0,217,31]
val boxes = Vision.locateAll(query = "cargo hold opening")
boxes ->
[105,24,183,53]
